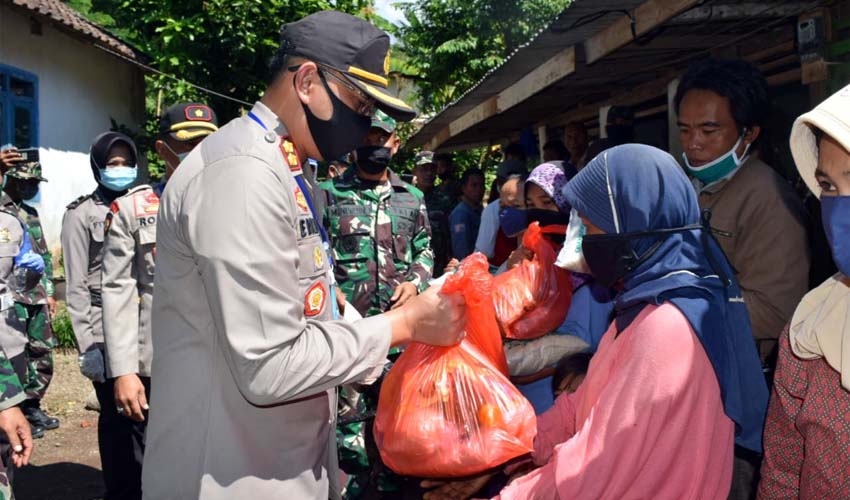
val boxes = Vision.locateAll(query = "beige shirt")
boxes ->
[141,102,392,500]
[60,193,110,353]
[698,157,810,360]
[102,185,158,378]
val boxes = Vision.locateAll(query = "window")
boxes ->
[0,64,38,148]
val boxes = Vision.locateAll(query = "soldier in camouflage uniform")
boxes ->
[0,349,34,500]
[320,111,434,499]
[412,151,455,277]
[0,186,40,498]
[0,161,59,435]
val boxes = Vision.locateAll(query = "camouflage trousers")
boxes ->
[0,441,14,500]
[14,304,54,401]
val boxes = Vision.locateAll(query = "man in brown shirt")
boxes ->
[676,58,809,500]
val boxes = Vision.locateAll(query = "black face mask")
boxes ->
[355,146,393,175]
[581,224,701,287]
[6,178,39,202]
[298,72,371,161]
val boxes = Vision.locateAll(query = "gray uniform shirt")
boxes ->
[60,193,109,353]
[141,101,392,500]
[102,185,158,378]
[0,211,29,358]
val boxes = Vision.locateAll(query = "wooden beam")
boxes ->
[425,126,451,152]
[584,0,701,64]
[497,46,576,112]
[437,46,576,150]
[767,67,802,86]
[448,97,498,138]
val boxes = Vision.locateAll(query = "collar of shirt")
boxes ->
[695,155,755,195]
[250,101,289,137]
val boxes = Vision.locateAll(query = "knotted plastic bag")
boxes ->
[492,222,573,340]
[374,254,535,478]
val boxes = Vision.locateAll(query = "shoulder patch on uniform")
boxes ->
[126,184,153,195]
[304,281,327,317]
[66,194,92,210]
[133,190,160,217]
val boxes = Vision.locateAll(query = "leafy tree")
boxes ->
[394,0,571,115]
[67,0,374,178]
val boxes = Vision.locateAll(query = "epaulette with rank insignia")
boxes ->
[66,194,92,210]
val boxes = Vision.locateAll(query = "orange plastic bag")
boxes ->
[374,254,535,478]
[492,222,573,340]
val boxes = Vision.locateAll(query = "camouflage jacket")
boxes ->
[320,169,434,318]
[0,193,53,304]
[0,348,24,412]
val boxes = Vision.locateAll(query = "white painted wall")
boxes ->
[0,5,145,252]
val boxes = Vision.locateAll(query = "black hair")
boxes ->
[551,351,593,395]
[543,140,570,159]
[460,168,484,186]
[674,58,769,135]
[503,142,526,161]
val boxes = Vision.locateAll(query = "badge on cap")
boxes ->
[304,282,327,317]
[313,246,324,270]
[184,105,213,122]
[294,187,309,214]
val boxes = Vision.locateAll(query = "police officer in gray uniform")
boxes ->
[141,11,466,500]
[61,132,139,500]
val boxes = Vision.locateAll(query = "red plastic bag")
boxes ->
[492,222,573,340]
[374,254,536,478]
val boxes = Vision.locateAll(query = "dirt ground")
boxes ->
[15,349,104,500]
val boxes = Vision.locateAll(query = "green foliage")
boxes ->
[66,0,375,179]
[51,302,77,350]
[393,0,571,114]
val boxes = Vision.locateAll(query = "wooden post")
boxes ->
[599,106,611,139]
[667,78,683,164]
[538,125,548,161]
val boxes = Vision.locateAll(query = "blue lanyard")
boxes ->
[248,111,340,319]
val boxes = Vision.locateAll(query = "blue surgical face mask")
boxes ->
[22,189,41,207]
[821,194,850,276]
[683,134,750,185]
[99,167,137,191]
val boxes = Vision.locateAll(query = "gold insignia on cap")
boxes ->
[383,50,391,76]
[194,109,204,118]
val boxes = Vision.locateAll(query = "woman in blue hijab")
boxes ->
[425,144,768,499]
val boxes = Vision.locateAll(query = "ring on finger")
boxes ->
[116,406,125,414]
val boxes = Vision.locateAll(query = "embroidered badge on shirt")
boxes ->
[313,246,324,270]
[294,187,310,214]
[304,282,327,317]
[133,191,160,217]
[280,138,303,176]
[0,228,10,243]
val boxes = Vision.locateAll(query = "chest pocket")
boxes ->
[389,206,417,263]
[294,213,328,281]
[138,224,157,276]
[707,210,737,266]
[90,219,105,244]
[330,213,372,265]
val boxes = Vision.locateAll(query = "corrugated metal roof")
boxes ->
[6,0,147,63]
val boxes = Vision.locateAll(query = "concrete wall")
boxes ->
[0,5,145,252]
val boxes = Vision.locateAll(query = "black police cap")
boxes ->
[159,103,219,142]
[279,10,417,122]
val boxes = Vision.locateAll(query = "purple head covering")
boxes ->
[526,162,570,212]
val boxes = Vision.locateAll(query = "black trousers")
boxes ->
[93,376,150,500]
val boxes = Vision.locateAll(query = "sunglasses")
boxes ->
[288,64,376,117]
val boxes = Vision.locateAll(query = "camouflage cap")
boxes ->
[5,161,47,182]
[414,151,435,166]
[371,109,397,134]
